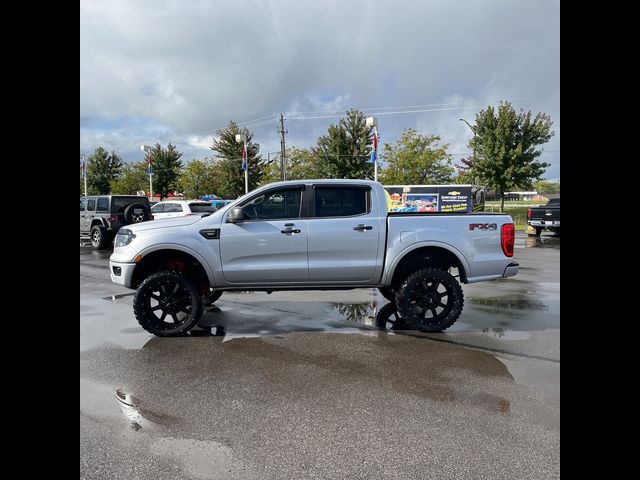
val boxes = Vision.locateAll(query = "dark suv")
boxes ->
[80,195,153,248]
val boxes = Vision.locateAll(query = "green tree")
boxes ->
[150,143,183,200]
[178,159,218,199]
[110,161,149,195]
[316,109,373,179]
[87,147,123,194]
[259,147,323,186]
[379,129,454,185]
[210,121,265,198]
[534,180,560,195]
[467,101,554,211]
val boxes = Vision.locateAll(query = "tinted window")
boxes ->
[189,203,216,213]
[240,188,302,220]
[548,198,560,206]
[167,203,183,213]
[314,187,369,217]
[96,198,109,212]
[86,199,96,211]
[151,204,164,213]
[112,197,147,212]
[80,199,86,211]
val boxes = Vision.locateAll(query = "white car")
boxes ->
[150,200,216,220]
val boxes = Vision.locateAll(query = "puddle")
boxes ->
[102,292,135,301]
[80,378,176,431]
[525,235,560,249]
[150,437,257,479]
[469,296,549,311]
[481,328,531,340]
[114,389,177,430]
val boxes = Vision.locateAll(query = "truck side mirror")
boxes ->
[227,207,247,223]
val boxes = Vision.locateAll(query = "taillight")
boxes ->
[501,223,515,257]
[527,208,532,219]
[109,215,117,223]
[150,214,154,220]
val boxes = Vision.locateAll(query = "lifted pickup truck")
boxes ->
[527,198,560,236]
[110,180,518,336]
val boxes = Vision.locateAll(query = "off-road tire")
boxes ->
[133,270,204,337]
[378,287,396,302]
[395,267,464,333]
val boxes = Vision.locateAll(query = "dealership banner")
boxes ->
[384,186,473,213]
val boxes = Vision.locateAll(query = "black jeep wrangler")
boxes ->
[80,195,153,249]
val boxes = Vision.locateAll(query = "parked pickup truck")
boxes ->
[527,198,560,236]
[110,180,518,336]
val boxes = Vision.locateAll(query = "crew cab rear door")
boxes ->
[307,184,381,282]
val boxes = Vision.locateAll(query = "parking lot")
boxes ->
[80,232,559,479]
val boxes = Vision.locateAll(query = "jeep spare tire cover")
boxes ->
[124,203,150,224]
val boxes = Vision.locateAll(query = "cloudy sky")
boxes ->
[80,0,560,180]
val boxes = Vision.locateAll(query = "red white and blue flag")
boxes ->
[241,142,247,172]
[370,129,378,163]
[147,152,153,175]
[81,158,86,178]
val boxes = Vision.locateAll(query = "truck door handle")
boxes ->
[353,224,373,231]
[281,228,301,234]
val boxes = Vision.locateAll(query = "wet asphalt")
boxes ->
[80,232,560,480]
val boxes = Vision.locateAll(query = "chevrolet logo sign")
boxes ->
[448,191,461,195]
[545,211,552,216]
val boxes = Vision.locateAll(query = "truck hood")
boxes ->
[126,216,203,233]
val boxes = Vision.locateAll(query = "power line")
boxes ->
[285,96,551,116]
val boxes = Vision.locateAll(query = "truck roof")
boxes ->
[261,179,381,188]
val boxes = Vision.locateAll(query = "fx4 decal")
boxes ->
[469,223,497,231]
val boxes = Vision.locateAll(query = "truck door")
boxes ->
[219,185,309,283]
[307,185,381,282]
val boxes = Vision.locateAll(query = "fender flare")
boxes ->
[135,243,216,286]
[384,241,470,285]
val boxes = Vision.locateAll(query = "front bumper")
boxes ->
[109,260,137,287]
[528,220,560,227]
[503,262,519,278]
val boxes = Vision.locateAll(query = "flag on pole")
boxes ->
[370,129,378,163]
[81,158,86,178]
[147,153,153,175]
[241,142,247,172]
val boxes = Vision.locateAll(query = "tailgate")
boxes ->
[531,207,560,221]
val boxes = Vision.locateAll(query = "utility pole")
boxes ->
[278,113,287,181]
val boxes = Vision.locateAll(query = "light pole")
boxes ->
[141,145,152,200]
[366,116,379,182]
[81,153,87,196]
[235,133,248,194]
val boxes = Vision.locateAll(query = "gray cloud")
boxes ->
[81,0,560,179]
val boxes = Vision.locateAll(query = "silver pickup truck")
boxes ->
[110,180,518,336]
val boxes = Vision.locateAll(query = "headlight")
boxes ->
[115,229,136,247]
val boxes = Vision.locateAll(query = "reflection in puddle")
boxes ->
[191,297,540,344]
[102,292,135,301]
[481,328,531,340]
[470,296,548,311]
[525,235,560,249]
[114,389,175,430]
[333,303,374,324]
